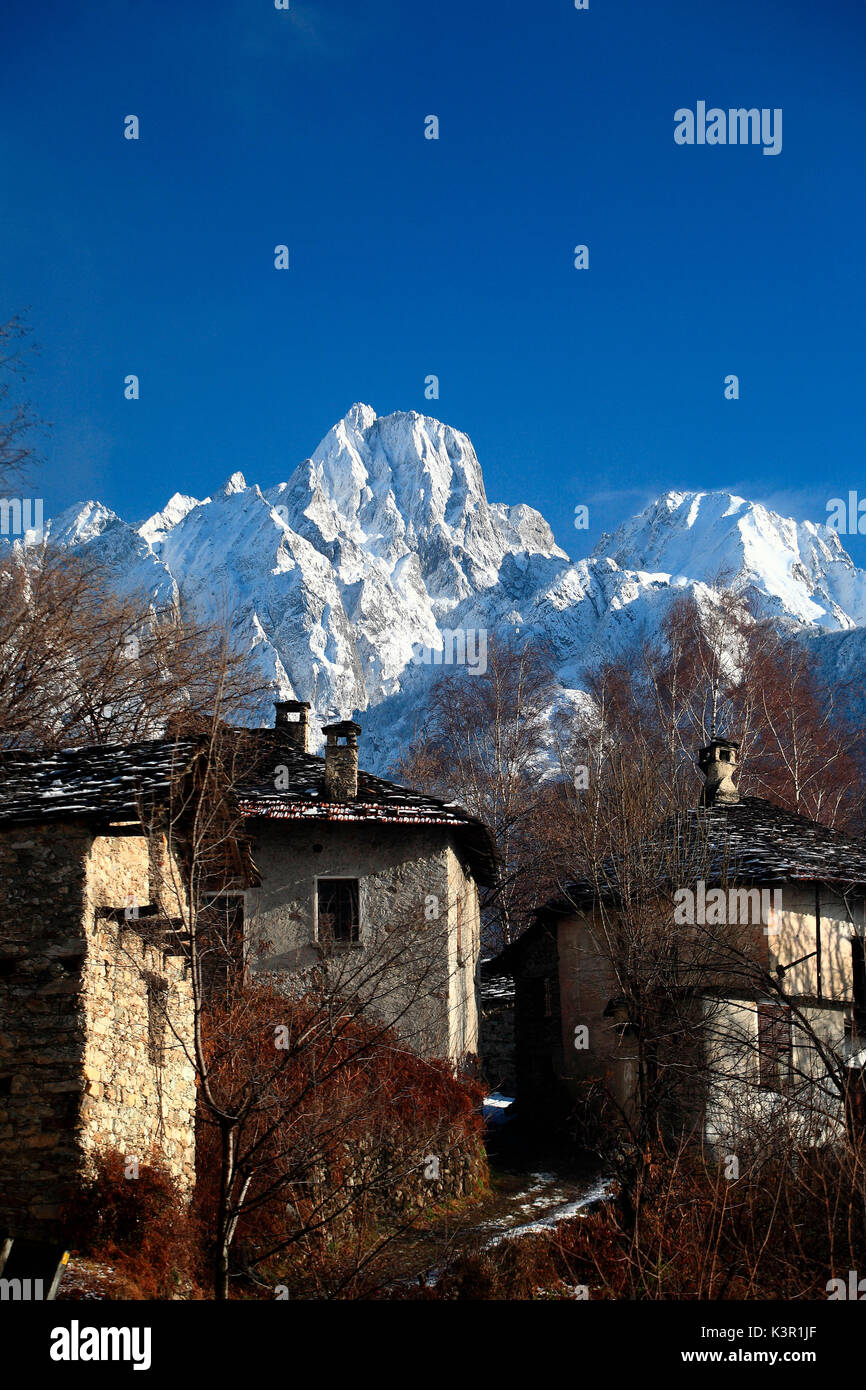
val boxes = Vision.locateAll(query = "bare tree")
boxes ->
[394,634,558,948]
[0,314,42,489]
[0,546,269,749]
[547,590,866,1158]
[128,712,485,1299]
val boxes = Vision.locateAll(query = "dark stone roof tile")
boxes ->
[0,728,498,884]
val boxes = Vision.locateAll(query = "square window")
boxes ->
[757,1002,792,1091]
[317,878,360,946]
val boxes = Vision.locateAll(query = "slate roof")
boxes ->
[487,795,866,979]
[547,795,866,915]
[0,737,203,827]
[234,730,497,884]
[0,728,498,884]
[686,797,866,888]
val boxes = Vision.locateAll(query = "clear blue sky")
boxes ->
[2,0,865,561]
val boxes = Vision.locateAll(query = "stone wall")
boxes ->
[480,986,516,1094]
[0,822,196,1242]
[81,835,196,1195]
[446,844,480,1059]
[0,823,91,1237]
[557,911,622,1093]
[274,1126,488,1256]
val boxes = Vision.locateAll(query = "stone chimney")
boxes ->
[322,719,361,802]
[698,736,741,806]
[274,699,311,753]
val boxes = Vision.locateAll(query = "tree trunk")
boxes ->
[214,1121,237,1300]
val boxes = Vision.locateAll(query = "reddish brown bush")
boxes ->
[64,1150,204,1300]
[193,981,487,1296]
[405,1144,866,1301]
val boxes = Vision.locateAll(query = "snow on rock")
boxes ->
[138,493,206,549]
[43,500,178,608]
[594,490,866,630]
[40,409,866,772]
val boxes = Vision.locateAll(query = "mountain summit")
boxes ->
[26,406,866,767]
[593,490,866,630]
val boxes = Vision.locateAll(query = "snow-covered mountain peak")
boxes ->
[305,404,488,538]
[266,406,567,615]
[40,499,177,608]
[340,401,378,432]
[49,499,119,547]
[139,492,204,548]
[593,489,866,629]
[35,412,866,772]
[220,471,248,497]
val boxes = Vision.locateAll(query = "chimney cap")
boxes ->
[698,735,741,805]
[275,699,311,712]
[697,736,740,769]
[322,719,362,739]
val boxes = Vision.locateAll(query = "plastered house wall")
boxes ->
[244,821,480,1060]
[553,887,864,1145]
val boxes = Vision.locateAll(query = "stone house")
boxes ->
[478,966,517,1096]
[0,738,211,1243]
[496,737,866,1148]
[0,709,494,1245]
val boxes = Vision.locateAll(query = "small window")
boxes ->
[144,972,168,1068]
[543,977,554,1018]
[757,1002,792,1090]
[851,937,866,1035]
[317,879,360,946]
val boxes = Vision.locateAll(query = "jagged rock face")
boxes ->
[46,500,178,609]
[20,406,866,770]
[593,490,866,630]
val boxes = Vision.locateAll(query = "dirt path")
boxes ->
[376,1164,608,1293]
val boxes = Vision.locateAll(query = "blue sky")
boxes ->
[2,0,865,561]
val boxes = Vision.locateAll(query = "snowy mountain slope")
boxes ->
[139,492,206,549]
[593,490,866,630]
[33,406,866,769]
[45,500,178,607]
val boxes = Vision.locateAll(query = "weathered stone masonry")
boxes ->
[0,719,497,1248]
[0,823,196,1242]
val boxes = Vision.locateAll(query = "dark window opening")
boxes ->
[144,972,168,1068]
[543,977,554,1018]
[317,879,360,946]
[851,937,866,1036]
[757,1002,792,1091]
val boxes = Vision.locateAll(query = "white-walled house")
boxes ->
[236,702,496,1062]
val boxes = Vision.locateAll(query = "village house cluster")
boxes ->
[0,701,494,1252]
[2,706,866,1266]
